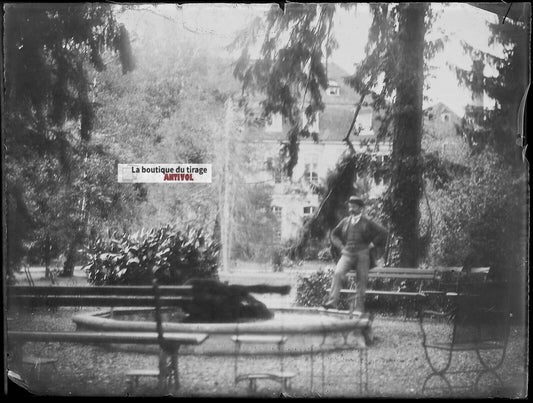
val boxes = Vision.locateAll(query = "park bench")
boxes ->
[7,281,208,394]
[7,285,194,308]
[418,273,511,394]
[339,266,489,316]
[232,335,296,394]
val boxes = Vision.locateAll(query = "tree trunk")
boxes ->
[44,234,51,280]
[390,3,427,267]
[62,240,77,277]
[62,231,83,277]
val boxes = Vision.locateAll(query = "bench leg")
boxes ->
[158,352,168,392]
[281,378,291,393]
[169,353,179,392]
[158,349,180,394]
[27,363,39,385]
[126,376,136,394]
[10,343,23,374]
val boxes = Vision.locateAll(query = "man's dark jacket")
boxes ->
[330,216,389,268]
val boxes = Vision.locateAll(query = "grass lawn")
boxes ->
[6,269,528,397]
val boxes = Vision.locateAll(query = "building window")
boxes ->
[264,157,274,171]
[274,169,282,183]
[272,206,282,219]
[303,206,316,217]
[305,163,319,184]
[304,153,319,185]
[373,172,382,186]
[327,80,340,96]
[266,113,283,132]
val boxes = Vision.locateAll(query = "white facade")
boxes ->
[247,137,392,241]
[243,63,393,242]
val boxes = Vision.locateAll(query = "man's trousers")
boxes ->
[327,249,370,311]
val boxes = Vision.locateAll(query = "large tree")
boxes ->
[233,3,431,266]
[387,4,428,266]
[4,3,134,276]
[445,7,529,319]
[453,11,529,167]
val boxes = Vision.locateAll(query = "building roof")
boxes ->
[246,62,374,142]
[323,62,361,105]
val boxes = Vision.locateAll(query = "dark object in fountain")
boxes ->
[181,279,291,323]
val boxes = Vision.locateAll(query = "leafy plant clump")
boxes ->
[84,225,219,285]
[295,267,335,308]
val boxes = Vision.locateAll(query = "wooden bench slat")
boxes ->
[23,356,58,365]
[425,341,506,351]
[8,285,193,297]
[236,372,296,380]
[8,331,209,346]
[370,268,435,274]
[370,273,435,279]
[126,370,160,377]
[340,289,422,296]
[346,268,437,280]
[9,295,192,307]
[232,335,288,344]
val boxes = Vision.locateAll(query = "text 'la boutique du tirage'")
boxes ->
[117,164,212,183]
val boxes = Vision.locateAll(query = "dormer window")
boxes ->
[327,80,340,96]
[303,206,316,217]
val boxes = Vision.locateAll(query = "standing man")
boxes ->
[323,196,388,313]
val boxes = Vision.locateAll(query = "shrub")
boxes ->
[317,247,333,262]
[429,151,527,279]
[295,267,334,307]
[83,225,219,285]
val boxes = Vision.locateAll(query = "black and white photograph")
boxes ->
[3,2,529,398]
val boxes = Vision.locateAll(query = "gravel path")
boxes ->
[6,305,527,398]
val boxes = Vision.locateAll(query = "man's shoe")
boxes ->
[322,301,337,310]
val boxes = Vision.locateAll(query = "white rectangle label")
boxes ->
[118,164,212,183]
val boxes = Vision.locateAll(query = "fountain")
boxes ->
[72,279,372,356]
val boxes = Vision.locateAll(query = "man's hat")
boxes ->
[347,196,365,206]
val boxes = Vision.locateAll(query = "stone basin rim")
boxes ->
[72,307,371,334]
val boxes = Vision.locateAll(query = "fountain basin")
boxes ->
[73,307,371,356]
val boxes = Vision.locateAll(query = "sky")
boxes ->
[332,3,503,115]
[119,3,505,117]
